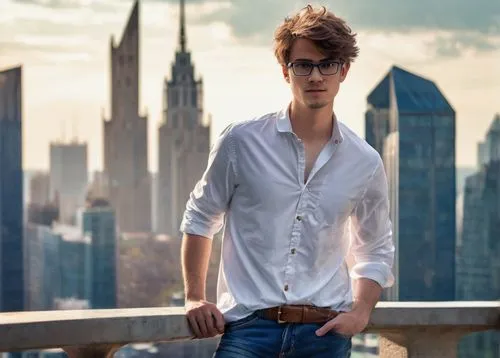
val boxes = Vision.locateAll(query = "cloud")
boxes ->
[430,33,500,58]
[14,0,90,7]
[328,0,500,34]
[10,0,500,35]
[192,0,500,55]
[11,0,122,10]
[7,0,500,56]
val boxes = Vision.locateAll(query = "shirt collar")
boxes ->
[276,106,293,133]
[276,104,344,144]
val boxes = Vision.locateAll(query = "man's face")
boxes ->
[283,38,350,110]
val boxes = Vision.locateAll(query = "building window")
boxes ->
[192,89,197,107]
[184,88,189,107]
[171,90,179,107]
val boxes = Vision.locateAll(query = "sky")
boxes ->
[1,0,499,171]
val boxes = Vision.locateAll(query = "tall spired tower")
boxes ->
[103,0,151,233]
[157,0,210,236]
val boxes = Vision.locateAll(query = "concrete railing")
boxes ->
[0,302,498,358]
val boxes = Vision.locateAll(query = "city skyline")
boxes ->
[1,0,499,171]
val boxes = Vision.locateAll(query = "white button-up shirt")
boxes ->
[180,106,395,322]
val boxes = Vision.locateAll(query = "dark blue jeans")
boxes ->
[213,313,352,357]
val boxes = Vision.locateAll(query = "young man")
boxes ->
[180,5,395,358]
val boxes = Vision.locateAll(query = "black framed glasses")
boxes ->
[287,61,343,76]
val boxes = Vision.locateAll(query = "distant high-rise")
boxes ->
[87,171,109,202]
[24,224,62,310]
[366,66,456,301]
[157,0,210,236]
[476,114,500,168]
[27,201,59,227]
[103,0,151,233]
[29,172,50,206]
[52,224,92,304]
[80,199,117,309]
[50,141,88,224]
[457,114,500,358]
[0,65,24,313]
[25,222,96,311]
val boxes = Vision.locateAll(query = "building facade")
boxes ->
[103,0,151,233]
[49,142,88,224]
[29,172,50,206]
[52,224,92,303]
[366,65,456,301]
[80,199,117,309]
[0,65,24,313]
[457,115,500,358]
[24,224,62,311]
[157,0,210,236]
[25,223,92,311]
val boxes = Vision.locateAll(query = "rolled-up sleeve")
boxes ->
[349,157,395,288]
[179,125,237,239]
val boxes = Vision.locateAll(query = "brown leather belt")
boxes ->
[258,305,339,324]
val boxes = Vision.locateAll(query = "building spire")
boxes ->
[179,0,186,52]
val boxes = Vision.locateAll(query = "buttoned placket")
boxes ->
[282,134,305,295]
[282,132,341,296]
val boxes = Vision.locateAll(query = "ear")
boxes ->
[339,63,350,83]
[282,64,290,83]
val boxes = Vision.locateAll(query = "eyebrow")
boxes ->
[291,58,336,63]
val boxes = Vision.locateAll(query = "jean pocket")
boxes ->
[225,314,259,331]
[329,330,353,340]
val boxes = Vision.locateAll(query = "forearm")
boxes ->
[352,278,383,315]
[181,233,213,301]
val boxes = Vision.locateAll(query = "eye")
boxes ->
[295,62,312,69]
[320,62,336,69]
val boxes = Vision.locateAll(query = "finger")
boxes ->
[315,320,337,336]
[187,314,202,338]
[212,309,225,333]
[204,311,219,337]
[195,312,210,337]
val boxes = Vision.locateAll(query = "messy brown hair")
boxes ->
[274,5,359,65]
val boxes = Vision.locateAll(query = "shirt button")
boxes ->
[291,248,296,254]
[284,284,289,291]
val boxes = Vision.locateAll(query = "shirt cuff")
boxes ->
[179,216,221,240]
[350,262,395,288]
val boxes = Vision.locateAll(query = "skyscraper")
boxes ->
[25,222,94,310]
[366,65,456,301]
[24,224,62,310]
[29,172,50,206]
[53,224,92,304]
[103,0,151,233]
[157,0,210,236]
[0,65,24,313]
[80,199,117,309]
[457,114,500,358]
[50,141,88,224]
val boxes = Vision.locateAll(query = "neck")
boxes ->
[289,100,334,141]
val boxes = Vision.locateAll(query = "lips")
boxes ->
[305,89,326,92]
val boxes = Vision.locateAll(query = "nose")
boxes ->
[308,66,324,82]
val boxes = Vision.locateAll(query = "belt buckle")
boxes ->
[277,306,286,324]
